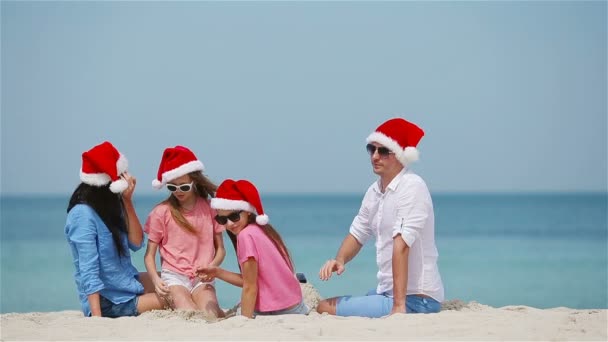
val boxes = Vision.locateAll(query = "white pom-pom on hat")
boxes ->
[110,178,129,193]
[402,146,419,163]
[256,214,269,225]
[152,179,163,189]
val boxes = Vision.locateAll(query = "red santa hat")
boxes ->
[366,118,425,166]
[152,146,205,189]
[80,141,129,193]
[210,179,269,225]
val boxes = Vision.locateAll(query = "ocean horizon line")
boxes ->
[1,190,606,199]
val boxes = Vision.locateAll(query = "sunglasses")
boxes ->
[166,181,194,193]
[214,211,243,225]
[366,144,394,157]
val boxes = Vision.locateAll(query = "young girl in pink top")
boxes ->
[144,146,225,317]
[197,179,308,318]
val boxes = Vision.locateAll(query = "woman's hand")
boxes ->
[121,172,136,202]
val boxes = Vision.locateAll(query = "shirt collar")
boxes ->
[372,168,408,194]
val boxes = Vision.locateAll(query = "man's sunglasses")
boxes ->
[166,181,194,193]
[214,211,243,225]
[366,144,393,157]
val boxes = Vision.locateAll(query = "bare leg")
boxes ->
[192,284,225,318]
[169,285,197,310]
[316,297,340,315]
[136,293,164,314]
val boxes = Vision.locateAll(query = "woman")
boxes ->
[65,141,164,317]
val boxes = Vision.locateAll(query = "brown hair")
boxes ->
[248,213,295,272]
[160,171,218,233]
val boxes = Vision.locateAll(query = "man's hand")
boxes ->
[318,259,345,281]
[390,302,406,315]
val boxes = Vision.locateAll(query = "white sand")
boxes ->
[2,285,606,341]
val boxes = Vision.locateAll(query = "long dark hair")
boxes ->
[160,171,217,233]
[227,214,295,272]
[67,183,128,256]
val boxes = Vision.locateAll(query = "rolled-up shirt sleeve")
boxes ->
[349,191,374,245]
[67,207,105,295]
[237,232,259,265]
[392,180,430,247]
[143,209,165,244]
[128,239,142,252]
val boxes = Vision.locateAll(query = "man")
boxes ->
[317,118,444,317]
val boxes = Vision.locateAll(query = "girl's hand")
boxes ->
[121,172,136,201]
[196,265,219,282]
[154,279,169,297]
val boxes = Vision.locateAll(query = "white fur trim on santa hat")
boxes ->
[80,171,111,187]
[366,131,419,166]
[109,178,128,193]
[255,214,269,225]
[153,160,205,189]
[210,198,257,213]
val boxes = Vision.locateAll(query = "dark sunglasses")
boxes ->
[214,211,243,225]
[366,144,393,157]
[166,181,194,193]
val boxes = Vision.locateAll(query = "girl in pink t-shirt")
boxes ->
[143,146,225,317]
[197,179,308,318]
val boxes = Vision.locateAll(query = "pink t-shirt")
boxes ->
[237,224,302,312]
[144,197,224,278]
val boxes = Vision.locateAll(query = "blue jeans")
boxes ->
[98,295,139,318]
[255,301,310,316]
[336,289,440,318]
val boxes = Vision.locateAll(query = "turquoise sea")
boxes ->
[1,193,606,313]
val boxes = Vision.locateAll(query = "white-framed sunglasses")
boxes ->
[166,181,194,193]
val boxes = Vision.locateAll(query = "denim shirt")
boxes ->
[65,204,144,316]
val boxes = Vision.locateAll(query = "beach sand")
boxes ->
[2,284,606,341]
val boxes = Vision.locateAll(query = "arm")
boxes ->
[240,258,258,318]
[319,234,363,280]
[198,266,244,287]
[121,172,144,248]
[209,232,225,267]
[320,189,372,281]
[390,235,409,314]
[67,207,105,316]
[336,233,363,265]
[88,293,102,317]
[144,241,168,296]
[390,179,431,314]
[319,234,362,280]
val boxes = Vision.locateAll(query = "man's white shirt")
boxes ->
[349,169,445,302]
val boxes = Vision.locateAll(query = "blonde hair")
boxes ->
[160,171,217,233]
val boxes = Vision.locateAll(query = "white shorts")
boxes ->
[161,269,214,293]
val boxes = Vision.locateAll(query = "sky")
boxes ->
[1,1,606,195]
